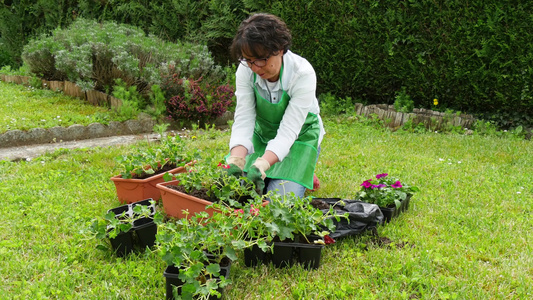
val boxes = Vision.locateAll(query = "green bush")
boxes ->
[22,18,221,95]
[319,92,356,116]
[393,88,414,113]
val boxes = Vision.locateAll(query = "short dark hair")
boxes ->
[230,13,292,60]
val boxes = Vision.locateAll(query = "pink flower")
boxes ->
[234,209,244,214]
[391,181,403,188]
[376,173,388,179]
[217,162,230,169]
[361,180,373,188]
[250,206,260,216]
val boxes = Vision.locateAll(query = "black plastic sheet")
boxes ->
[312,198,384,239]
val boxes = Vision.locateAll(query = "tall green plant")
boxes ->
[111,79,142,121]
[393,88,414,113]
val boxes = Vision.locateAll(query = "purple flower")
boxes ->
[376,173,388,179]
[371,184,387,189]
[391,181,403,188]
[361,180,373,188]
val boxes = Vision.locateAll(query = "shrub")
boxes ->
[393,88,414,113]
[21,18,222,96]
[111,79,143,121]
[319,92,356,116]
[165,77,234,124]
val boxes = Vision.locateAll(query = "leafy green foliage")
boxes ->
[115,135,200,179]
[166,158,259,205]
[318,92,356,116]
[111,79,143,121]
[257,193,343,243]
[0,0,79,67]
[279,0,533,127]
[393,87,414,113]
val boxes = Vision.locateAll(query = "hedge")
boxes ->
[275,0,533,127]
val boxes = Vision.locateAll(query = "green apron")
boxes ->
[243,66,320,189]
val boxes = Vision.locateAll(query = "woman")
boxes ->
[226,13,325,198]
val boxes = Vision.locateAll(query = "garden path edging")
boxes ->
[0,117,156,149]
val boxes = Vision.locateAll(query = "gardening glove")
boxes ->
[247,157,270,194]
[226,156,246,177]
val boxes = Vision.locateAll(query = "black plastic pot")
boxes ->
[244,244,269,267]
[380,195,413,222]
[164,265,184,300]
[106,198,156,255]
[108,230,134,256]
[270,241,324,270]
[164,262,230,300]
[401,195,412,212]
[271,242,294,268]
[133,217,157,249]
[297,243,324,270]
[107,203,131,219]
[132,198,156,217]
[379,206,397,223]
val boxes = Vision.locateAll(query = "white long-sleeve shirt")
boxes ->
[229,50,325,161]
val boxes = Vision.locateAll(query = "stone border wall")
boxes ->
[354,103,476,131]
[0,118,156,148]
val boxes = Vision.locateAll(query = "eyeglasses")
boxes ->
[239,56,271,68]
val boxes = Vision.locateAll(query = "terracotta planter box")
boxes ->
[157,180,217,219]
[157,180,268,219]
[111,167,186,204]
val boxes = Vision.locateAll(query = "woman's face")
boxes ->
[242,50,284,82]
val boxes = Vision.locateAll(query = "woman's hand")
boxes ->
[247,157,271,194]
[226,156,246,177]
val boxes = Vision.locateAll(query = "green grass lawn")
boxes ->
[0,81,120,134]
[1,117,532,299]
